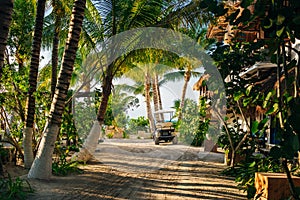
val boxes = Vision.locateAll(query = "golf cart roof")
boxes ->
[154,110,175,114]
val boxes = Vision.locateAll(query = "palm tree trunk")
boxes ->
[0,0,14,79]
[24,0,47,169]
[51,15,61,98]
[145,72,155,133]
[28,0,86,179]
[96,62,114,130]
[178,69,191,121]
[155,74,164,121]
[152,75,160,122]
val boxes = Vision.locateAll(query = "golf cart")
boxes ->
[152,110,178,145]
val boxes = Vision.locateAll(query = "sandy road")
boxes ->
[27,139,246,200]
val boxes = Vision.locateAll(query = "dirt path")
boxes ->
[27,139,246,200]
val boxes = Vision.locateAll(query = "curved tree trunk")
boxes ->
[145,71,155,133]
[0,0,14,79]
[28,0,86,179]
[178,69,191,121]
[24,0,47,169]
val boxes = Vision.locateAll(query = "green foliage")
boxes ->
[106,132,114,139]
[73,98,96,140]
[127,116,149,134]
[222,154,282,199]
[0,174,33,200]
[7,0,36,67]
[178,99,207,146]
[52,153,83,176]
[53,96,83,176]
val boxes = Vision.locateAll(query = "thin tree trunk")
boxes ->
[51,15,61,98]
[145,72,155,133]
[28,0,86,179]
[152,75,160,122]
[178,69,191,121]
[155,74,164,121]
[24,0,47,169]
[0,0,14,79]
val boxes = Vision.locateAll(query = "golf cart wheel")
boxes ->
[172,136,178,144]
[155,137,160,145]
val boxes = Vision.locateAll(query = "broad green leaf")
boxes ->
[273,103,279,113]
[265,107,275,115]
[276,26,285,37]
[263,90,275,108]
[249,161,256,168]
[243,97,251,107]
[246,85,253,96]
[234,90,244,101]
[251,121,259,134]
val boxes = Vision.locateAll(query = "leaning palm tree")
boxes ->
[28,0,86,179]
[23,0,47,169]
[0,0,14,79]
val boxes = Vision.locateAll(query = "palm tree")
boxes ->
[162,57,202,122]
[23,0,47,169]
[0,0,14,79]
[28,0,86,179]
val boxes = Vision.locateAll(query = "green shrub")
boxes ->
[178,99,207,146]
[0,174,33,200]
[52,153,83,176]
[222,154,282,199]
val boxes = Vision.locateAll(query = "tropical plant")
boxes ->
[178,98,207,146]
[222,154,282,199]
[0,174,33,200]
[7,0,35,73]
[127,116,149,134]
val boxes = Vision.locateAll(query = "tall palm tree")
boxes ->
[28,0,86,179]
[162,57,202,121]
[0,0,14,79]
[23,0,47,169]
